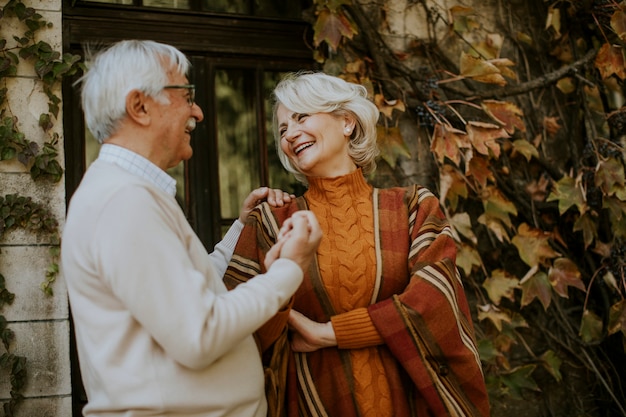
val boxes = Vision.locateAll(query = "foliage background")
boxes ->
[306,0,626,415]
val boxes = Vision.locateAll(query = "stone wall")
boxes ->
[0,0,72,415]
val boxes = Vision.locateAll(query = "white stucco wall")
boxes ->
[0,0,71,415]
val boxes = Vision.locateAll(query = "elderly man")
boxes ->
[61,40,321,417]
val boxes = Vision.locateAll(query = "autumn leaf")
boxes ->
[459,52,507,86]
[477,304,512,331]
[512,223,560,267]
[477,338,502,364]
[449,6,480,34]
[467,121,508,158]
[556,76,576,94]
[608,300,626,336]
[457,242,482,276]
[376,125,410,168]
[374,94,406,119]
[313,7,358,51]
[450,212,477,243]
[481,100,526,134]
[611,8,626,43]
[478,212,511,242]
[466,154,494,188]
[430,122,471,165]
[539,350,562,382]
[595,157,625,195]
[520,270,552,310]
[546,174,585,214]
[602,195,626,225]
[439,163,468,211]
[482,185,518,228]
[511,139,538,162]
[548,257,586,298]
[473,33,504,60]
[579,309,603,343]
[545,5,562,39]
[543,116,561,137]
[595,43,626,80]
[483,269,519,305]
[525,175,550,202]
[573,211,598,249]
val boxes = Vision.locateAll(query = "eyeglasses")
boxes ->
[164,84,195,106]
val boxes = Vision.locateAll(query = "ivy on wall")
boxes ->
[0,0,82,414]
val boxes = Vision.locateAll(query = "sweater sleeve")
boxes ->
[331,307,384,349]
[208,219,243,277]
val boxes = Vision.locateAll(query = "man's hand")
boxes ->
[264,210,321,274]
[239,187,296,223]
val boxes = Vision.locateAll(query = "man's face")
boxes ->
[153,71,204,170]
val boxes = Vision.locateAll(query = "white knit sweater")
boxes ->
[62,159,303,417]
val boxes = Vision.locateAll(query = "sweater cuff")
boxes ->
[331,308,384,349]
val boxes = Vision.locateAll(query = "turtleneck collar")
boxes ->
[304,168,372,201]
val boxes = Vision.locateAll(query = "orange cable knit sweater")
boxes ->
[305,170,393,417]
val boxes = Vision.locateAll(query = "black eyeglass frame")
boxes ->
[164,84,196,106]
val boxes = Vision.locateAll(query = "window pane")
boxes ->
[82,0,133,4]
[263,71,307,195]
[143,0,189,9]
[202,0,248,14]
[216,69,260,220]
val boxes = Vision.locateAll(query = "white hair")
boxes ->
[78,40,190,143]
[272,71,380,185]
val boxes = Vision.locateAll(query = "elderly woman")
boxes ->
[224,72,490,417]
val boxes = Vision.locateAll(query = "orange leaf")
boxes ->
[430,123,470,165]
[520,271,552,310]
[467,121,508,158]
[543,116,561,137]
[548,257,586,298]
[611,9,626,43]
[439,164,468,211]
[313,8,358,51]
[512,223,560,267]
[481,100,526,134]
[376,125,411,168]
[595,43,626,80]
[374,94,406,119]
[466,154,494,188]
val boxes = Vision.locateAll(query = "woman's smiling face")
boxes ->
[276,103,356,179]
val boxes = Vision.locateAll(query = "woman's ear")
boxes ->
[343,116,357,136]
[126,90,151,126]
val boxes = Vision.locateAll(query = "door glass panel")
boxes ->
[216,69,260,221]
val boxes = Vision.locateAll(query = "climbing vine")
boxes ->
[0,0,82,414]
[307,0,626,415]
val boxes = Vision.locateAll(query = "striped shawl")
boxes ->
[224,185,490,417]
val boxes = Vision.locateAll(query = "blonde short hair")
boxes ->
[272,71,380,185]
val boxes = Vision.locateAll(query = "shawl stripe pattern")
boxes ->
[224,184,490,417]
[369,185,490,417]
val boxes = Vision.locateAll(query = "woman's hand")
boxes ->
[288,310,337,352]
[239,187,295,223]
